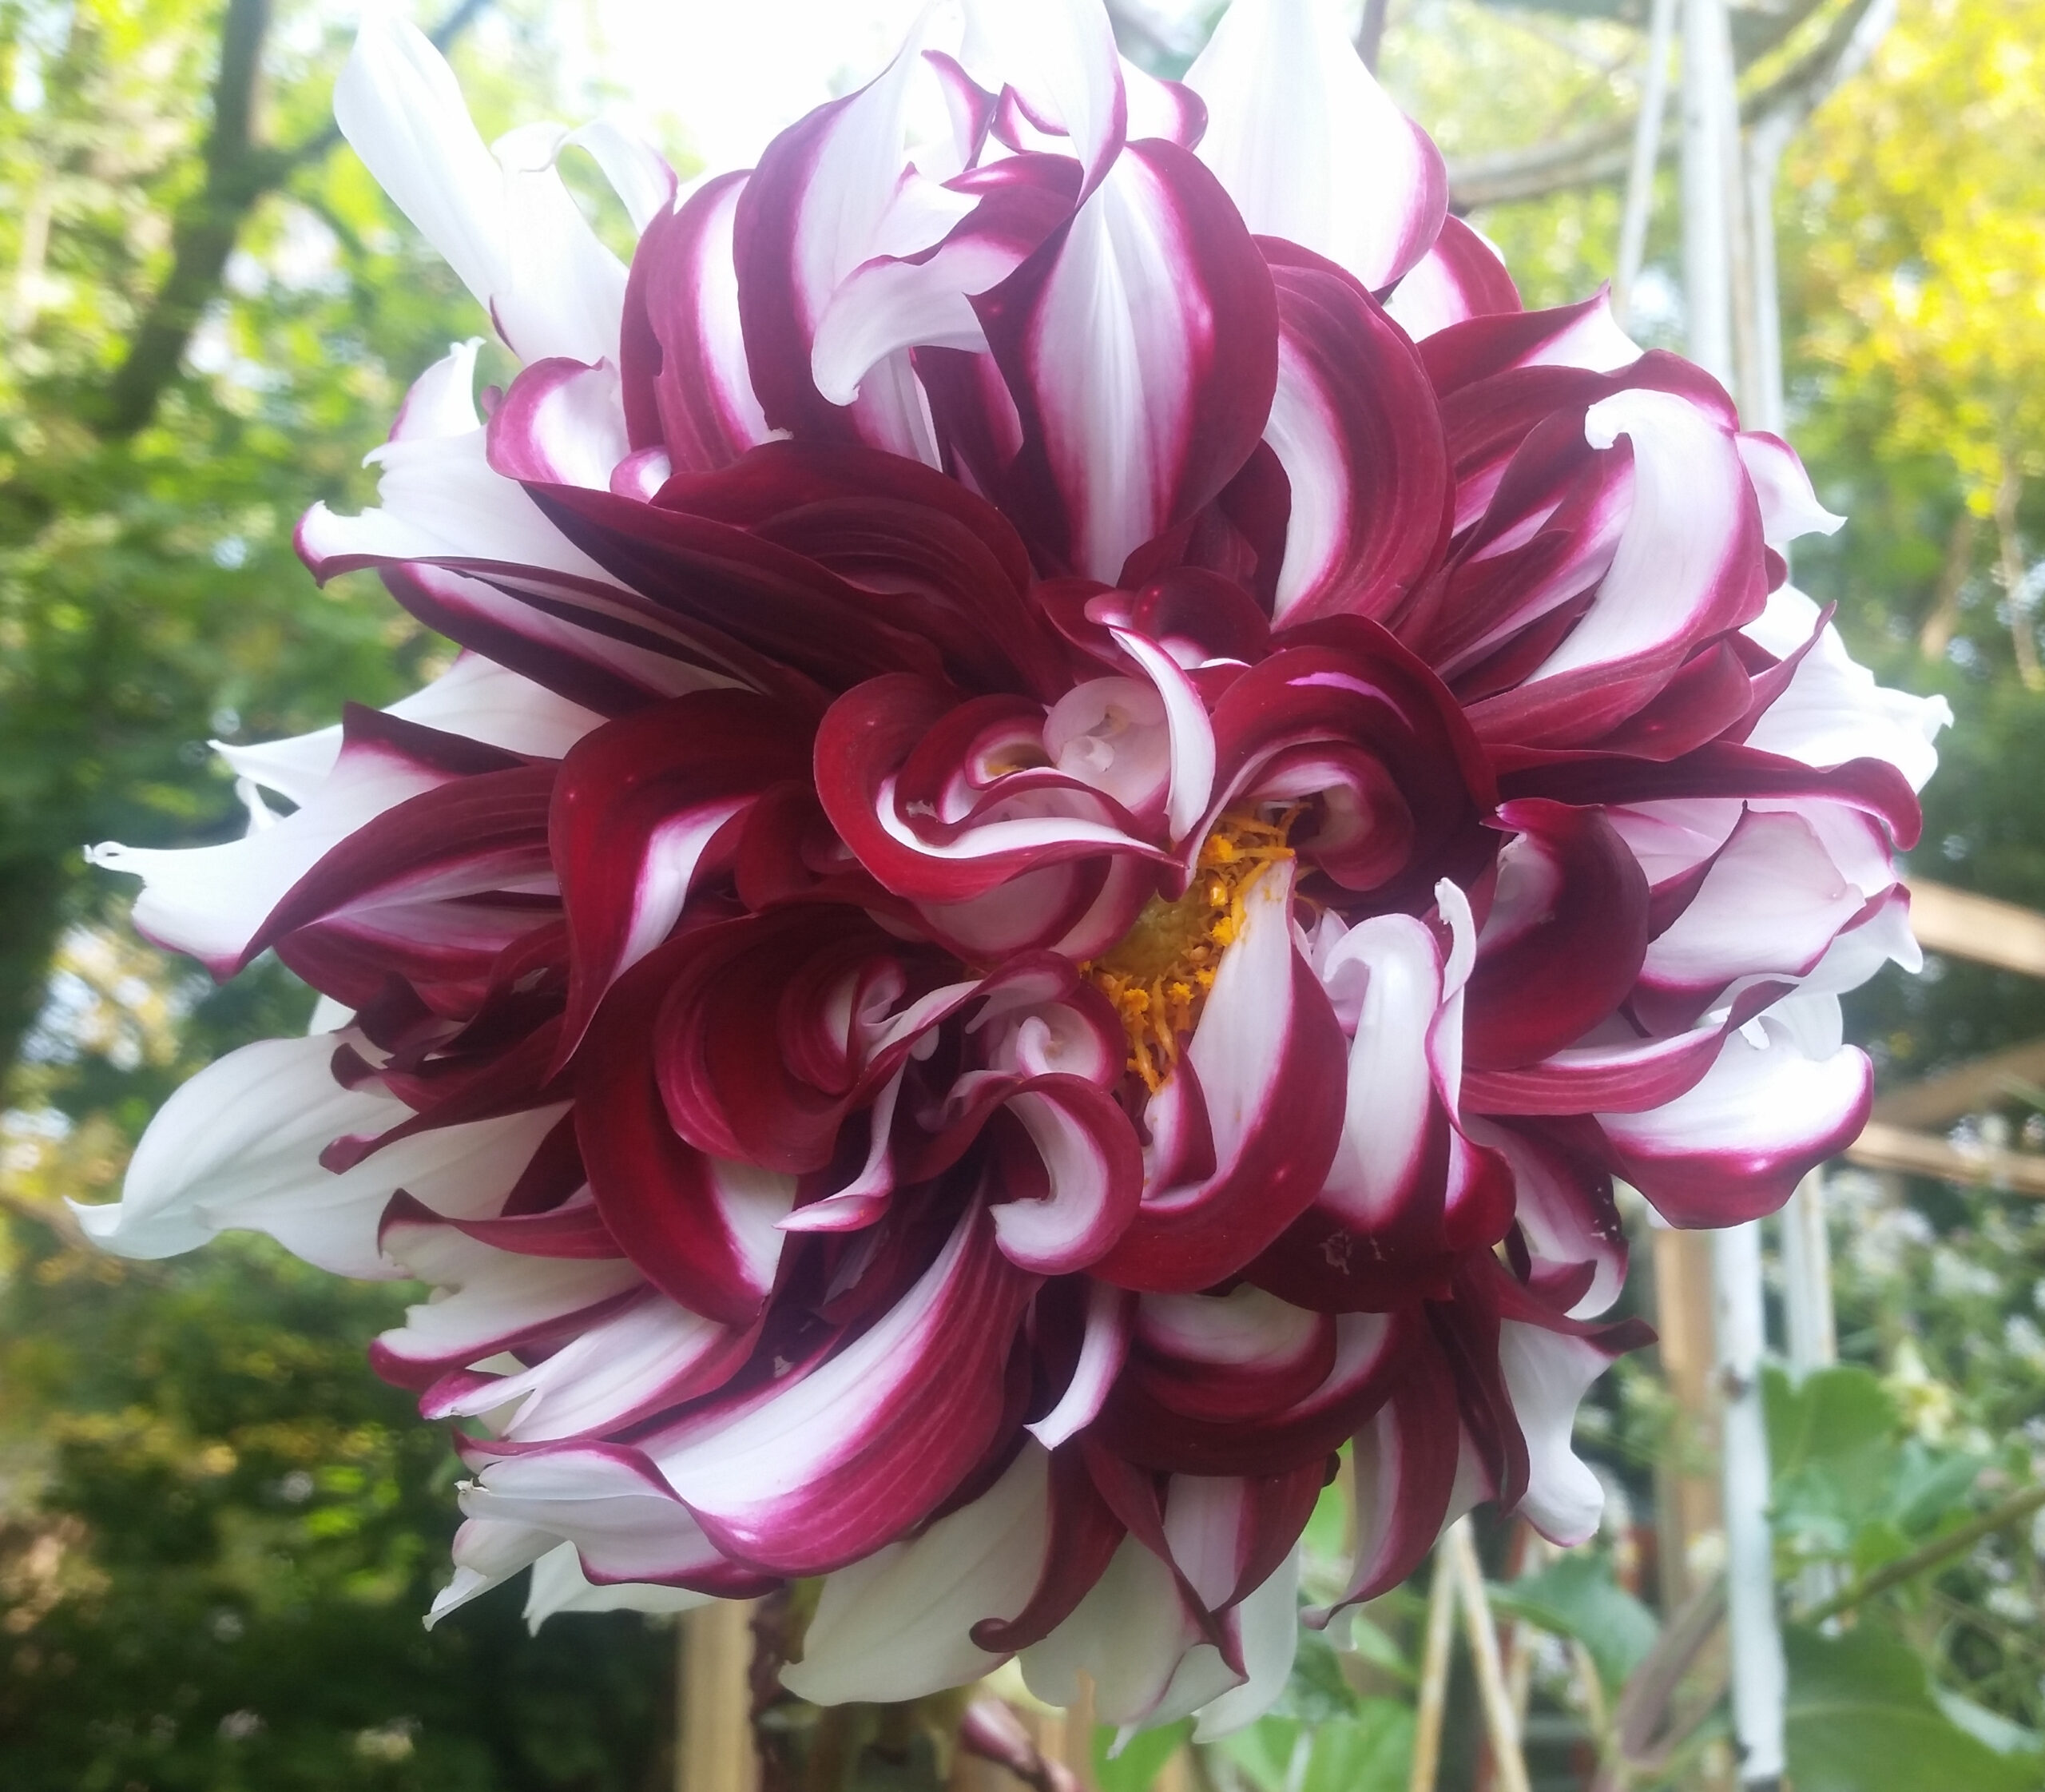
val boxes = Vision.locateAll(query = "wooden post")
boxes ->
[1015,1676,1100,1791]
[1649,1226,1722,1609]
[1448,1522,1533,1792]
[1408,1540,1461,1792]
[678,1600,760,1792]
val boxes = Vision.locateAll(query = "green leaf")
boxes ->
[1485,1554,1659,1692]
[1936,1688,2045,1758]
[1785,1626,2044,1792]
[1301,1461,1349,1564]
[1340,1612,1419,1686]
[1269,1626,1362,1722]
[1212,1698,1415,1792]
[1886,1440,1987,1537]
[1765,1365,1898,1485]
[1296,1701,1415,1792]
[1093,1718,1193,1792]
[1214,1716,1302,1792]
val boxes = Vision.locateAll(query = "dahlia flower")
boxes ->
[82,0,1948,1737]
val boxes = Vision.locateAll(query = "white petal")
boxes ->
[1736,433,1844,548]
[379,1222,645,1370]
[523,1540,712,1631]
[490,122,629,364]
[434,1294,739,1442]
[1186,0,1443,288]
[71,1031,567,1277]
[87,735,454,973]
[1316,913,1441,1226]
[562,118,677,235]
[304,423,620,587]
[392,337,485,440]
[960,0,1125,190]
[1741,589,1951,793]
[461,1448,731,1583]
[1642,809,1867,996]
[334,18,626,364]
[220,654,603,806]
[1022,1534,1234,1729]
[1192,1548,1300,1741]
[781,1444,1050,1704]
[336,16,510,315]
[1498,1323,1609,1544]
[1598,1018,1867,1172]
[431,1517,554,1624]
[1531,387,1749,681]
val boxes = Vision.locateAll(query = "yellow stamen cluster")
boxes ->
[1083,809,1296,1092]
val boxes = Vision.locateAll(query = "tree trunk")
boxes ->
[0,853,73,1105]
[1918,507,1976,661]
[1993,463,2040,689]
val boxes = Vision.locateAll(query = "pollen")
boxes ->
[1082,808,1297,1092]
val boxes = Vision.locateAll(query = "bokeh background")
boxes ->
[2,2,2042,1788]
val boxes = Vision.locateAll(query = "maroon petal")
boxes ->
[621,173,772,472]
[1596,1019,1872,1227]
[1318,1323,1463,1614]
[1384,216,1521,340]
[1092,863,1349,1292]
[574,937,800,1325]
[1258,241,1450,629]
[813,675,1167,908]
[241,760,555,975]
[969,1446,1126,1652]
[645,1203,1038,1575]
[1206,622,1497,904]
[550,690,812,1059]
[1101,1309,1404,1478]
[1462,800,1650,1071]
[971,139,1279,581]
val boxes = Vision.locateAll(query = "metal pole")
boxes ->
[1714,1222,1785,1791]
[1679,0,1736,386]
[1779,1169,1837,1381]
[1614,0,1679,326]
[1684,12,1786,1772]
[1743,113,1794,437]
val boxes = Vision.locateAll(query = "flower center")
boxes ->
[1084,808,1296,1093]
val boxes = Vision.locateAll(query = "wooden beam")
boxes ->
[1908,880,2045,979]
[1650,1227,1722,1611]
[678,1601,759,1792]
[1872,1035,2045,1127]
[1844,1120,2045,1198]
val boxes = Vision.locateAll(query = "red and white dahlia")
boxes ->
[82,0,1948,1736]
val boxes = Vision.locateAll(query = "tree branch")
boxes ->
[1356,0,1392,71]
[1448,0,1880,209]
[101,0,273,437]
[276,0,494,173]
[1801,1480,2045,1627]
[97,0,492,440]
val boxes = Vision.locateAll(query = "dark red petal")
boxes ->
[550,690,812,1060]
[1257,240,1451,630]
[1462,800,1650,1071]
[971,139,1279,582]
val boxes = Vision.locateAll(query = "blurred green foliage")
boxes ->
[2,0,2044,1788]
[0,0,683,1784]
[0,1224,675,1790]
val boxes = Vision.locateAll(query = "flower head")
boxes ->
[82,0,1949,1736]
